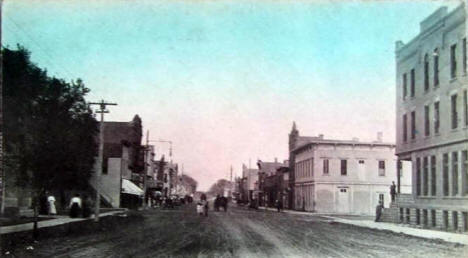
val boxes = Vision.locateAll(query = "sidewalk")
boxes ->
[0,210,126,235]
[259,207,468,245]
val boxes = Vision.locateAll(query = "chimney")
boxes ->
[377,132,383,142]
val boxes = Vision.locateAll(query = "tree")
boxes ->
[208,179,232,196]
[3,46,98,199]
[178,174,198,194]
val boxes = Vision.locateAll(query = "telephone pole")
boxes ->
[89,100,117,222]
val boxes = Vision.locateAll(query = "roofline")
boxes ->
[396,4,464,55]
[292,140,396,154]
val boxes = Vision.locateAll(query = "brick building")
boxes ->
[395,5,468,231]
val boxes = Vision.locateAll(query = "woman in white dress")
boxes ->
[47,194,57,215]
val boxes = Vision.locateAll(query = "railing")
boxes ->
[396,193,415,205]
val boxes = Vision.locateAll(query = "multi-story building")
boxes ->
[242,164,259,201]
[395,5,468,231]
[91,115,143,208]
[290,124,411,215]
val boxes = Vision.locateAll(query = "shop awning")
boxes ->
[121,179,144,196]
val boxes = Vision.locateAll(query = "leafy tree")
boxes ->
[3,46,98,198]
[208,179,232,196]
[178,174,198,194]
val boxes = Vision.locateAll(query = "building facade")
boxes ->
[290,125,411,215]
[91,115,143,208]
[395,5,468,231]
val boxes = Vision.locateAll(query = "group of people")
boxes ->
[39,192,93,218]
[375,181,397,222]
[69,194,93,218]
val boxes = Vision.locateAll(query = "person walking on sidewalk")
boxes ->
[69,194,82,218]
[375,201,383,222]
[390,181,396,202]
[47,193,57,215]
[275,199,283,213]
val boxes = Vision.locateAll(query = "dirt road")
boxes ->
[4,203,467,257]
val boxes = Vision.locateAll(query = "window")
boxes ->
[403,114,408,142]
[451,44,457,79]
[416,158,421,196]
[464,90,468,126]
[378,160,385,176]
[463,151,468,196]
[464,38,467,73]
[434,48,439,87]
[434,102,440,134]
[423,157,428,196]
[379,194,384,205]
[443,154,449,196]
[410,68,415,97]
[358,160,365,164]
[452,152,458,196]
[431,156,436,196]
[403,73,407,99]
[411,111,416,139]
[424,54,429,92]
[424,105,430,136]
[341,160,347,176]
[323,159,329,175]
[452,94,458,129]
[398,161,403,178]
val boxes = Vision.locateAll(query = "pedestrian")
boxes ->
[214,194,220,211]
[276,199,283,213]
[197,194,208,217]
[47,193,57,215]
[375,201,383,222]
[81,195,92,218]
[390,181,396,202]
[39,190,48,215]
[69,194,82,218]
[221,196,228,212]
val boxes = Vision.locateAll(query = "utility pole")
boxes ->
[89,100,117,222]
[143,130,149,208]
[0,0,5,216]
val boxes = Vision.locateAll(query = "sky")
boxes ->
[3,0,462,191]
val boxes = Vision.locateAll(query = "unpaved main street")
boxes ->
[5,203,467,258]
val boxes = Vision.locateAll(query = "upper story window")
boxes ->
[402,73,407,100]
[411,111,416,139]
[463,38,467,74]
[424,54,429,92]
[451,44,457,79]
[434,101,440,134]
[424,105,430,136]
[451,94,458,129]
[323,159,329,175]
[378,161,385,176]
[410,69,415,97]
[464,90,468,127]
[434,48,439,87]
[340,160,347,176]
[403,114,408,142]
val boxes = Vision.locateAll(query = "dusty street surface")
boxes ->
[5,203,467,258]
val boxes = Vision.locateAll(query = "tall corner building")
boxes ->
[395,5,468,231]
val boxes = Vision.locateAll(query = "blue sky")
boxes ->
[3,0,461,190]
